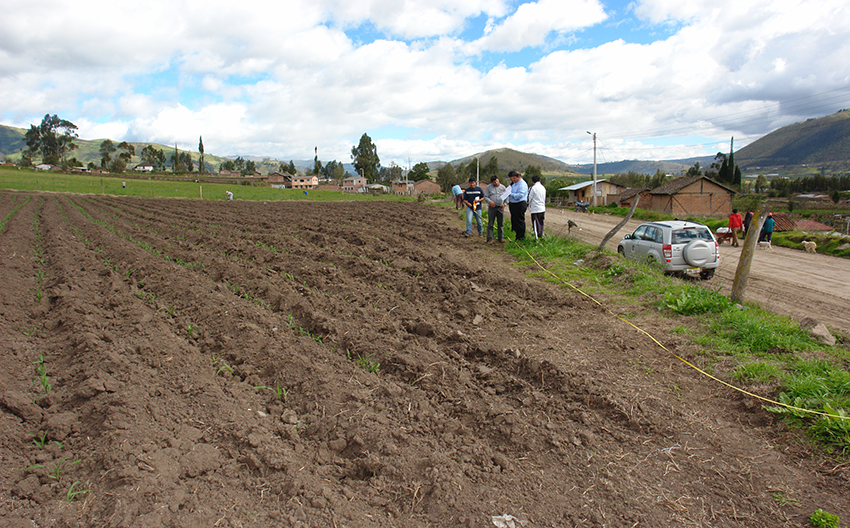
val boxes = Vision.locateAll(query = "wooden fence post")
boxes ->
[731,203,770,305]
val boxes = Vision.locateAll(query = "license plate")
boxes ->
[685,268,700,274]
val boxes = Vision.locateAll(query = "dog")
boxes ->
[801,240,817,253]
[757,241,772,250]
[567,219,578,234]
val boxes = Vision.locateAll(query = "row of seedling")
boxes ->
[0,194,30,234]
[24,450,89,503]
[31,197,45,304]
[287,313,323,344]
[225,280,271,309]
[32,353,51,396]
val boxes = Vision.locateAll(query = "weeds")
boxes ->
[255,382,288,402]
[810,509,847,528]
[346,349,380,373]
[64,481,90,502]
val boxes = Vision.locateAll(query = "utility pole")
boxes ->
[587,131,597,207]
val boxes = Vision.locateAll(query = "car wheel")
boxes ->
[699,268,715,280]
[618,246,625,257]
[683,240,712,267]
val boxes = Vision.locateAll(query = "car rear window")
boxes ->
[671,227,713,244]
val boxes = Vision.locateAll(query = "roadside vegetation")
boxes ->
[580,202,850,259]
[502,232,850,457]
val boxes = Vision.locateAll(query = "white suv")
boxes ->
[618,220,719,279]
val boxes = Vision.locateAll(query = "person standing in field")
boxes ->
[728,208,743,247]
[507,170,528,241]
[484,174,506,243]
[462,178,484,237]
[452,184,463,210]
[527,174,546,239]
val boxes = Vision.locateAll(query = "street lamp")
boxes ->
[587,131,597,207]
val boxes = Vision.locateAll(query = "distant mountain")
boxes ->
[735,109,850,169]
[0,124,26,158]
[450,147,578,175]
[568,159,697,177]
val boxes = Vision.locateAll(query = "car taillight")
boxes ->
[663,244,672,261]
[714,241,719,260]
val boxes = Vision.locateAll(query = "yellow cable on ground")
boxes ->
[508,237,849,422]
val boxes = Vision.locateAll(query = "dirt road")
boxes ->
[543,208,850,336]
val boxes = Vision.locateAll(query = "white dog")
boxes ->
[801,240,817,253]
[757,240,772,250]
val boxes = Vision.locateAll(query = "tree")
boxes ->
[754,174,767,194]
[351,133,380,182]
[220,159,236,172]
[198,136,205,175]
[482,156,499,180]
[244,160,256,176]
[313,147,322,175]
[321,160,342,179]
[179,152,194,173]
[408,162,430,181]
[171,144,186,174]
[141,145,166,170]
[25,114,78,165]
[649,169,667,189]
[685,162,701,177]
[832,190,842,204]
[436,163,458,193]
[733,165,742,187]
[100,139,116,169]
[524,165,543,181]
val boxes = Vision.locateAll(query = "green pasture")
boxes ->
[0,166,409,203]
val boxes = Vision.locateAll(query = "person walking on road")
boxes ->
[728,208,743,247]
[462,178,484,237]
[527,174,546,239]
[484,174,506,243]
[507,170,528,240]
[760,212,775,243]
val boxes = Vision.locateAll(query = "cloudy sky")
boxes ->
[2,0,850,167]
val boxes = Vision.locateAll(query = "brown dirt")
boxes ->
[1,191,848,528]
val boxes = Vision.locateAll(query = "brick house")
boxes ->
[391,180,415,195]
[413,179,440,195]
[343,175,367,193]
[647,175,735,217]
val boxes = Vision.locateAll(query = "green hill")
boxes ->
[451,147,579,176]
[0,124,286,173]
[0,124,27,158]
[736,109,850,169]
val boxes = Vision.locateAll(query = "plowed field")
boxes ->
[1,191,848,528]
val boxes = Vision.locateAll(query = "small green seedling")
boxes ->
[47,458,81,483]
[254,383,288,402]
[64,481,90,503]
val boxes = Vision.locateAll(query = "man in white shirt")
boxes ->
[527,174,546,239]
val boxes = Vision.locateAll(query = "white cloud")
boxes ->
[469,0,608,53]
[2,0,850,165]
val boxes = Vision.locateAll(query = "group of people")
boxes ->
[727,209,775,245]
[454,171,546,243]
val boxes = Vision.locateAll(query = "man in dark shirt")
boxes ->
[462,178,484,237]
